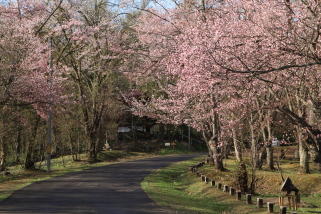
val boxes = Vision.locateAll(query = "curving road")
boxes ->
[0,154,198,214]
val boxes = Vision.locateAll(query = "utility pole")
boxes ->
[46,37,53,172]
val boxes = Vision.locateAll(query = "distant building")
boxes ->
[272,138,280,147]
[117,127,131,133]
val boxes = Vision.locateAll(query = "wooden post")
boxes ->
[280,206,287,214]
[217,183,222,190]
[229,188,235,196]
[246,194,252,204]
[267,202,274,213]
[288,196,292,210]
[286,195,298,210]
[223,185,229,192]
[294,196,298,210]
[279,196,284,206]
[256,198,263,208]
[205,177,210,183]
[293,196,297,210]
[236,191,242,200]
[211,180,215,187]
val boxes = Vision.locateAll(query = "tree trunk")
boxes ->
[88,133,99,162]
[236,162,248,193]
[223,143,230,159]
[15,130,22,164]
[212,147,224,171]
[299,146,310,173]
[76,127,81,160]
[204,136,214,165]
[208,139,224,171]
[232,128,242,162]
[24,116,40,170]
[88,143,97,162]
[25,140,36,169]
[0,137,7,171]
[256,147,266,170]
[250,120,259,169]
[277,108,315,172]
[213,154,224,170]
[297,129,310,173]
[309,135,321,172]
[211,142,224,171]
[204,109,223,170]
[314,151,321,172]
[265,111,274,170]
[68,134,76,161]
[266,146,275,170]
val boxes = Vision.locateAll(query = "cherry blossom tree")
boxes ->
[129,0,321,171]
[48,0,136,161]
[0,0,67,169]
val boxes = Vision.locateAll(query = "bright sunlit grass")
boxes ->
[142,158,266,214]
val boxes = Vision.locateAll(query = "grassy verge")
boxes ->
[157,148,196,155]
[142,158,266,214]
[0,150,155,201]
[197,150,321,213]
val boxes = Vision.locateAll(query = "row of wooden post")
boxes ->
[195,171,299,214]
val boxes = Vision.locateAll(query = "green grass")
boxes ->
[0,150,154,201]
[157,148,194,155]
[300,194,321,213]
[196,147,321,213]
[141,158,266,214]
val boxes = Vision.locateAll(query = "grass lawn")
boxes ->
[157,147,195,155]
[142,158,267,214]
[198,161,321,213]
[0,150,155,201]
[196,147,321,213]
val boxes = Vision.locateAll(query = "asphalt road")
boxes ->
[0,154,198,214]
